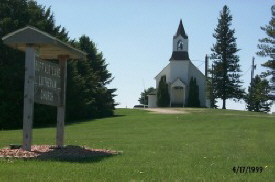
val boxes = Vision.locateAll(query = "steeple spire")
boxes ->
[171,19,189,61]
[174,19,188,39]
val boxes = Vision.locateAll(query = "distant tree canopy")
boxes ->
[0,0,116,129]
[245,75,272,113]
[138,87,155,105]
[188,77,200,107]
[211,5,244,109]
[157,76,170,107]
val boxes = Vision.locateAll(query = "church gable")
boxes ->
[170,77,186,88]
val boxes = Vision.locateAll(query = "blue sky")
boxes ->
[36,0,274,112]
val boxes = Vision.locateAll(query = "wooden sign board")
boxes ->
[34,58,61,106]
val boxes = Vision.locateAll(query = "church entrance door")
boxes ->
[171,86,184,107]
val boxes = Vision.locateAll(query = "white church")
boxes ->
[148,20,209,108]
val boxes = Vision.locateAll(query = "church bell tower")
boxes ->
[170,19,190,61]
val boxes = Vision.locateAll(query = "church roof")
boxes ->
[169,51,190,61]
[174,19,188,39]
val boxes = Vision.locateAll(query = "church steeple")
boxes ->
[170,19,190,61]
[174,19,188,39]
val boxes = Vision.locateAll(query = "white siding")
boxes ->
[169,61,189,85]
[148,95,157,108]
[155,63,171,88]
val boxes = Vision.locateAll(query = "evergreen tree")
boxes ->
[157,76,170,107]
[245,75,272,113]
[194,78,200,107]
[256,5,275,77]
[206,74,218,108]
[188,77,195,106]
[188,77,200,107]
[138,87,155,105]
[209,81,218,109]
[0,1,116,129]
[211,5,244,109]
[0,0,69,129]
[67,36,117,120]
[256,5,274,101]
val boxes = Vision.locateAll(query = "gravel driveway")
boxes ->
[145,108,188,114]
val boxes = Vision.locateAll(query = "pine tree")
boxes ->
[245,75,272,113]
[256,5,274,101]
[256,5,275,77]
[157,76,170,107]
[206,74,218,108]
[211,5,244,109]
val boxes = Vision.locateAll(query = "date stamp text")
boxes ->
[233,166,263,174]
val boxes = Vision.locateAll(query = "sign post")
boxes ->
[2,26,86,151]
[56,56,68,147]
[22,44,35,151]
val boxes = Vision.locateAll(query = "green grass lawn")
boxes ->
[0,108,274,181]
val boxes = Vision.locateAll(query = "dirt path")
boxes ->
[145,108,188,114]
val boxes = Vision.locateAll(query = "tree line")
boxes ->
[0,0,117,129]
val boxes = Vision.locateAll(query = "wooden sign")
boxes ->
[34,58,61,106]
[2,27,86,151]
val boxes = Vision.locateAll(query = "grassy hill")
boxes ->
[0,108,274,181]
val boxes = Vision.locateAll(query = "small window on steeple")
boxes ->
[177,40,183,50]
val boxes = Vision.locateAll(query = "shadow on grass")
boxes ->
[1,145,122,163]
[31,114,126,129]
[0,114,126,131]
[30,147,120,163]
[63,114,126,127]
